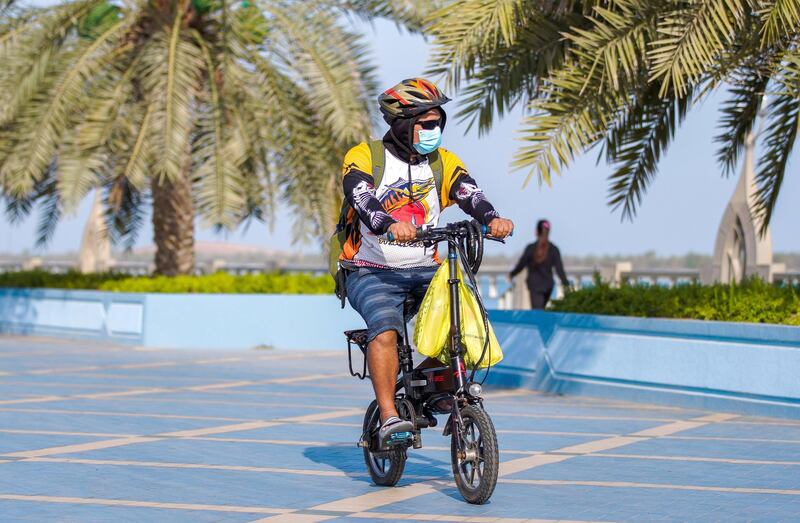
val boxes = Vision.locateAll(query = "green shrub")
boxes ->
[0,270,129,290]
[551,277,800,326]
[0,270,334,294]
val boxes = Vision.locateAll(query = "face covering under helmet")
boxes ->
[413,126,442,155]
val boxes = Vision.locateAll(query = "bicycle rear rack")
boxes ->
[345,329,369,380]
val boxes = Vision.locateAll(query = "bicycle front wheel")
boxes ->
[450,404,499,504]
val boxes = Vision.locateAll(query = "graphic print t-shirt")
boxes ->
[341,143,466,269]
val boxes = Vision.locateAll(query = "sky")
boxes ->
[1,15,798,258]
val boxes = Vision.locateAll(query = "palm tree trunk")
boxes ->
[151,171,194,275]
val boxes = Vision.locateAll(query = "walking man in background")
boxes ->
[509,219,569,309]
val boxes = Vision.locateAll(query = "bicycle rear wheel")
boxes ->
[451,404,499,504]
[363,400,406,486]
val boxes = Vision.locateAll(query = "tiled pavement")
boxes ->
[0,336,799,522]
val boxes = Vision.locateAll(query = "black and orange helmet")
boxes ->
[378,78,451,122]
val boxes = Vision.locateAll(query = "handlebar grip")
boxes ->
[482,224,513,237]
[387,232,395,242]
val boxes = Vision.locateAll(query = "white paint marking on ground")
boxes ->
[248,514,337,523]
[160,421,280,438]
[268,373,343,385]
[348,511,612,523]
[0,396,68,405]
[0,494,292,514]
[499,478,800,496]
[1,405,364,459]
[630,421,706,437]
[279,408,363,423]
[27,365,103,375]
[26,457,355,477]
[499,453,574,477]
[25,457,441,481]
[2,437,161,458]
[695,413,740,423]
[0,406,248,422]
[187,381,259,391]
[77,388,171,400]
[553,436,644,454]
[0,428,139,438]
[312,483,436,512]
[590,452,800,466]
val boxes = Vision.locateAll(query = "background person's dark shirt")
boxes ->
[510,242,569,292]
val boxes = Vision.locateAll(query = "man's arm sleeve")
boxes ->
[342,170,396,235]
[448,171,500,225]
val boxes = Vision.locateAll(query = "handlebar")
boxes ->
[386,221,511,243]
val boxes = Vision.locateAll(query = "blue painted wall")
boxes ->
[0,288,363,350]
[488,310,800,419]
[142,293,363,350]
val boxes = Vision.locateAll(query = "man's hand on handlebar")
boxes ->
[487,217,514,239]
[387,221,417,242]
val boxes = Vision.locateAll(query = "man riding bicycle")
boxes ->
[338,78,514,445]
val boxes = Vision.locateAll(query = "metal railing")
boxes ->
[619,269,701,287]
[774,272,800,287]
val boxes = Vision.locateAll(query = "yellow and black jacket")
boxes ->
[340,140,499,269]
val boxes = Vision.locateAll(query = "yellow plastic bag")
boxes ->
[414,263,503,369]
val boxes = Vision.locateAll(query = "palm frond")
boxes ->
[513,66,626,186]
[105,174,146,249]
[714,68,770,177]
[565,0,661,93]
[192,31,247,229]
[455,13,572,134]
[0,17,128,197]
[0,1,107,126]
[758,0,800,47]
[426,0,529,89]
[34,177,61,248]
[605,87,692,221]
[335,0,441,29]
[752,68,800,232]
[648,0,749,97]
[261,1,375,144]
[141,11,203,183]
[117,103,154,191]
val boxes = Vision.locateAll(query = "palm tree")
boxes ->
[0,0,432,274]
[427,0,800,231]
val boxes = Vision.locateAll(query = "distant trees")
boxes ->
[0,0,430,273]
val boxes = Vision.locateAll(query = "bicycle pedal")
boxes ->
[386,431,412,444]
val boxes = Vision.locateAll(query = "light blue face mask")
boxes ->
[413,127,442,155]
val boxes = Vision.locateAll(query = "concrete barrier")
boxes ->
[0,289,363,350]
[487,310,800,418]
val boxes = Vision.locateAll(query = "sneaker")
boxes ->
[378,416,413,447]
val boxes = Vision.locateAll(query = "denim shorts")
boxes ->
[346,266,438,343]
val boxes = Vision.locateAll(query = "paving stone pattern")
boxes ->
[0,335,798,522]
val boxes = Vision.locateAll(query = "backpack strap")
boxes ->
[428,149,445,207]
[368,140,385,188]
[368,139,445,205]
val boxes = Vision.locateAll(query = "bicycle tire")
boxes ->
[363,400,406,486]
[450,404,499,504]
